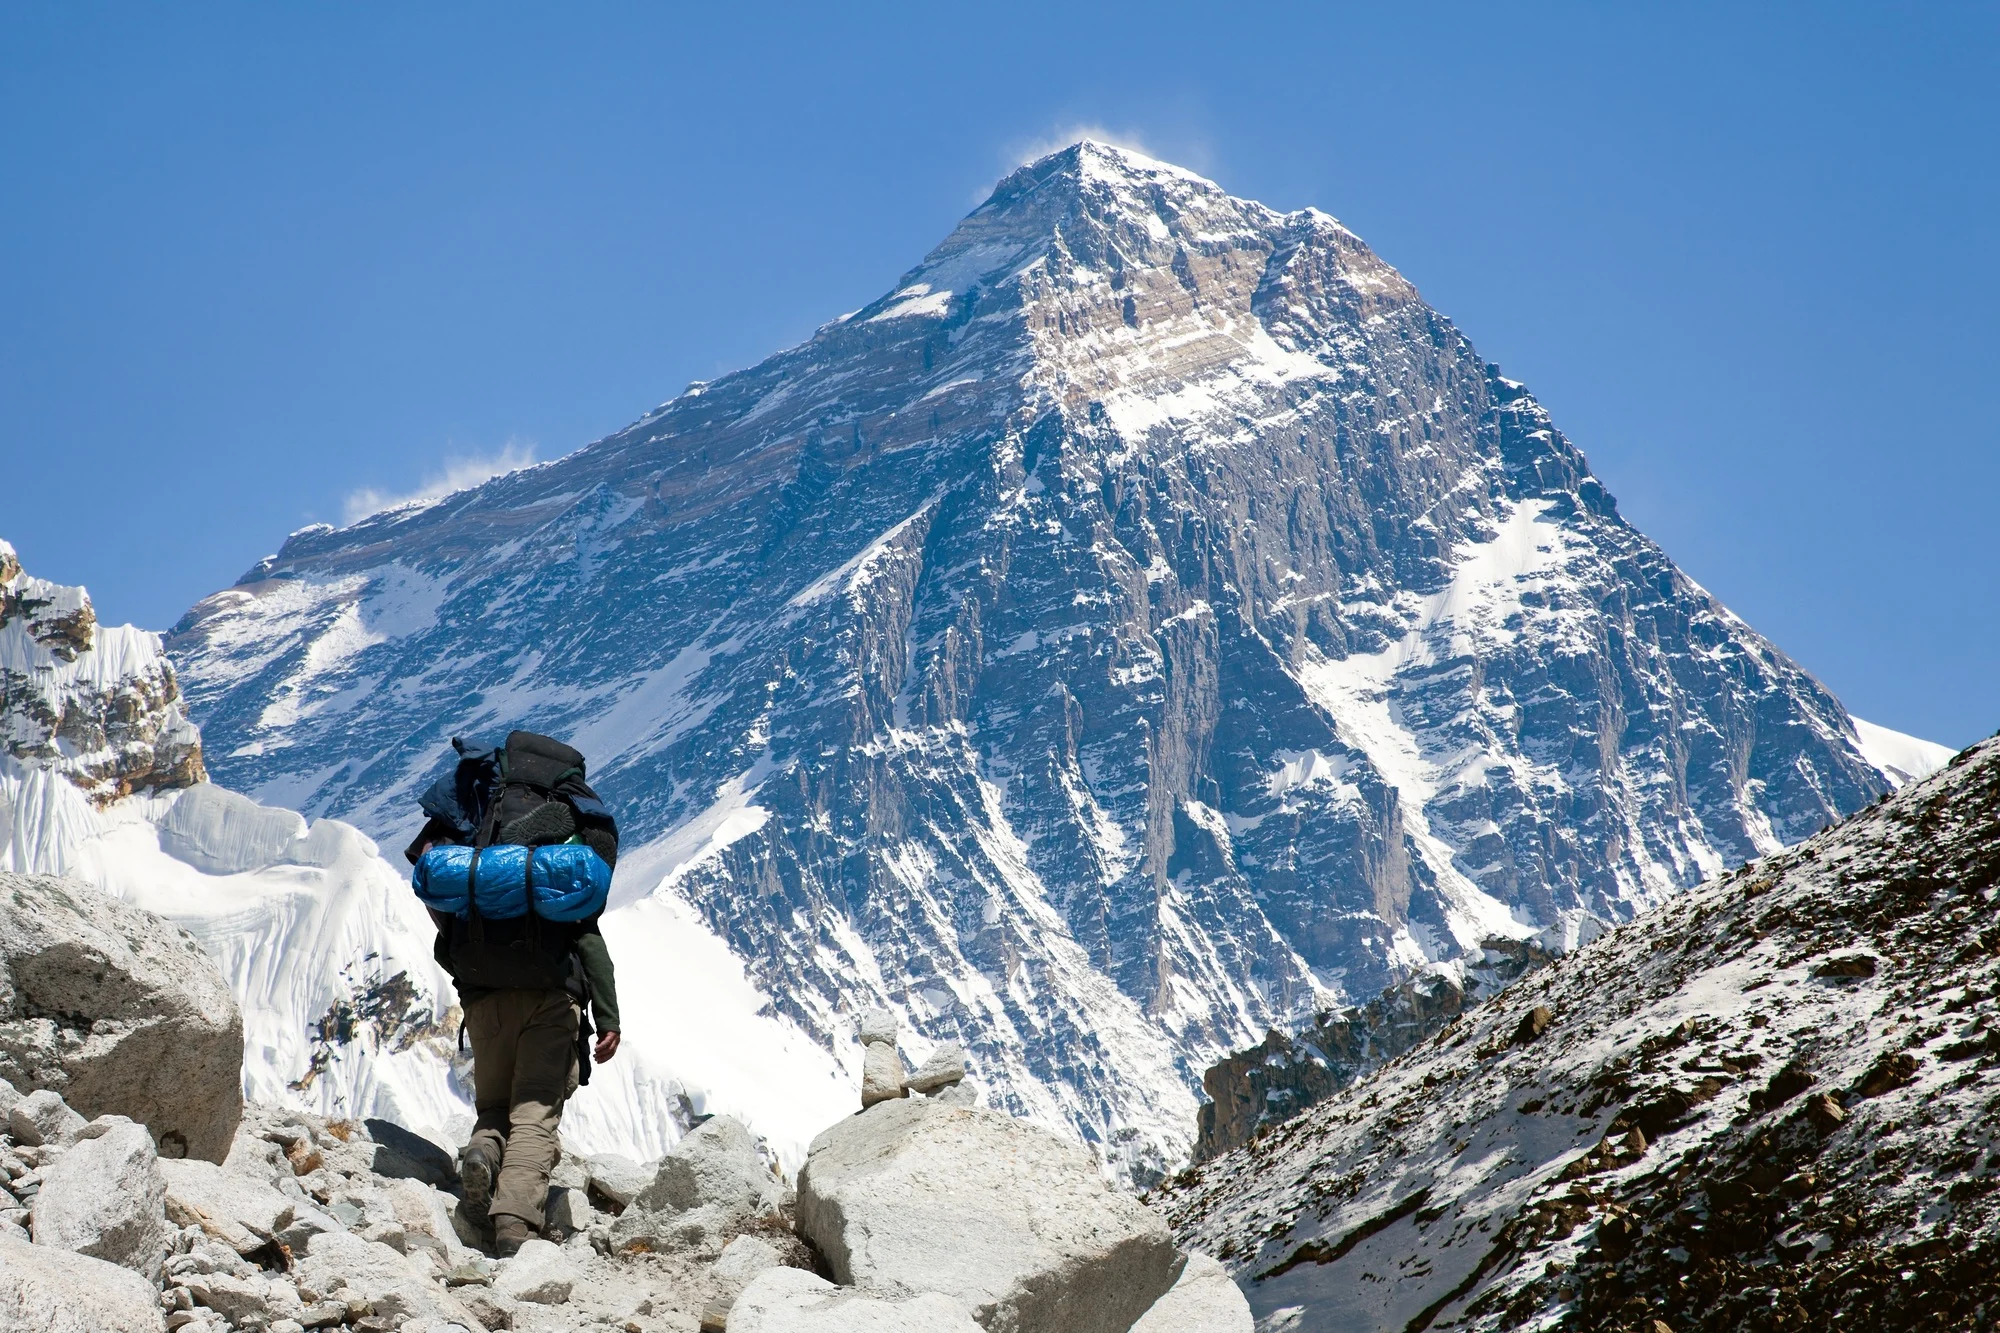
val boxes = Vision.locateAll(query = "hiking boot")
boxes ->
[457,1141,498,1229]
[493,1214,534,1258]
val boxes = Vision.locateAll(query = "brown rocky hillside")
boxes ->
[1156,734,2000,1331]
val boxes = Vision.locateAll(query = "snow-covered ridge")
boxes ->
[0,540,203,803]
[1849,715,1955,787]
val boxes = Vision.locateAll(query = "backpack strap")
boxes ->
[465,784,507,945]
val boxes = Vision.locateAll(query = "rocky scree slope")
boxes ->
[0,873,1251,1333]
[1156,733,2000,1332]
[168,141,1907,1176]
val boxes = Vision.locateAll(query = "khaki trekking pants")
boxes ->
[465,988,580,1229]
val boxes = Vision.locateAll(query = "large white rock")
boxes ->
[8,1089,86,1147]
[291,1230,483,1328]
[29,1120,172,1281]
[856,1009,898,1048]
[700,1233,785,1330]
[906,1043,965,1095]
[609,1115,785,1255]
[544,1184,595,1240]
[158,1157,293,1256]
[380,1178,478,1266]
[274,1201,344,1254]
[584,1152,651,1208]
[859,1044,905,1109]
[492,1236,580,1305]
[727,1266,983,1333]
[0,873,243,1161]
[796,1099,1182,1333]
[171,1271,305,1325]
[1128,1252,1252,1332]
[0,1233,166,1333]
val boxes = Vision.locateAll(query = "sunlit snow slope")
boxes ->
[165,143,1947,1178]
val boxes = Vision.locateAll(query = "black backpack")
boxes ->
[405,730,619,995]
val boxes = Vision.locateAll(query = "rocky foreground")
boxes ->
[1157,735,2000,1330]
[0,870,1251,1333]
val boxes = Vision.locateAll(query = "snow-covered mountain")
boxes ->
[1157,732,1997,1331]
[161,142,1944,1178]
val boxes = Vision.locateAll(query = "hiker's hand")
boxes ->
[594,1030,620,1064]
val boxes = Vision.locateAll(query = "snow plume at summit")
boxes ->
[341,440,541,524]
[159,142,1949,1176]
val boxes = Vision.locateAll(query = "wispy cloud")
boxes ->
[342,440,539,525]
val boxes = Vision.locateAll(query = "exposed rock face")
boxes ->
[0,1234,166,1333]
[0,540,202,804]
[0,873,243,1162]
[166,142,1903,1169]
[1193,935,1554,1161]
[1156,736,1999,1333]
[609,1113,790,1255]
[796,1097,1182,1333]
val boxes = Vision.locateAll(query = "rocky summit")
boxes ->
[1156,732,2000,1331]
[163,141,1923,1172]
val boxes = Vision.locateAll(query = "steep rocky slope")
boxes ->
[1156,732,2000,1331]
[166,142,1923,1173]
[0,888,1246,1333]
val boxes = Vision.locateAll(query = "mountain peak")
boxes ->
[168,143,1907,1175]
[1029,138,1220,189]
[874,138,1322,351]
[963,138,1241,248]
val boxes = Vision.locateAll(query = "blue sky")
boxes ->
[3,4,1994,746]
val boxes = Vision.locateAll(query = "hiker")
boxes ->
[404,729,622,1256]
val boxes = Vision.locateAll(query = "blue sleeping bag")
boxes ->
[413,844,611,922]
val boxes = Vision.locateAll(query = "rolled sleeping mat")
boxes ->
[412,843,611,922]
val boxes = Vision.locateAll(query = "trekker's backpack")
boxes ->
[403,730,619,997]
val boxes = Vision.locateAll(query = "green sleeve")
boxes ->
[575,928,622,1033]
